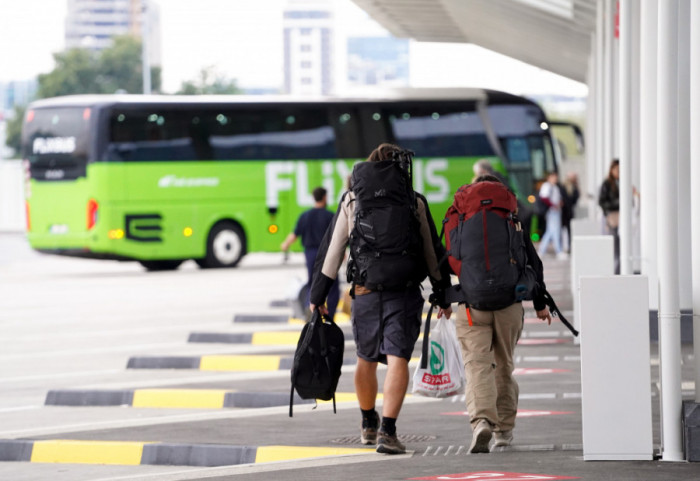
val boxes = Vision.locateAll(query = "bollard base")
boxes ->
[683,401,700,462]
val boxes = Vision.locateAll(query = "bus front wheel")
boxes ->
[201,222,246,268]
[139,260,183,271]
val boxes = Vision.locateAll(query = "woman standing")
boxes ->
[598,159,620,274]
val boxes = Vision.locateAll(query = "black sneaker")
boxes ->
[360,411,379,445]
[376,430,406,454]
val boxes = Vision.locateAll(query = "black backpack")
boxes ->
[347,154,427,291]
[289,309,344,417]
[442,181,537,310]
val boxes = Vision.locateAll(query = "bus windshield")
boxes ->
[22,107,91,181]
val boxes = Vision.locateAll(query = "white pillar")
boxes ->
[657,0,683,462]
[690,0,700,403]
[595,0,606,220]
[618,0,633,275]
[677,0,692,312]
[639,0,659,310]
[603,0,615,198]
[586,35,598,212]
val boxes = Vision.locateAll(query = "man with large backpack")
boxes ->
[443,174,551,454]
[309,143,452,455]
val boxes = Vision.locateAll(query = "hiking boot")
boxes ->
[493,430,513,447]
[376,430,406,454]
[468,420,492,454]
[361,425,378,445]
[360,411,379,445]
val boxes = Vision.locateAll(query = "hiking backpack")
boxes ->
[289,309,345,417]
[347,154,427,291]
[442,180,537,310]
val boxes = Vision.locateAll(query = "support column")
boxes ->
[595,0,606,220]
[657,0,683,462]
[690,0,700,403]
[639,0,659,311]
[603,0,615,203]
[618,0,633,275]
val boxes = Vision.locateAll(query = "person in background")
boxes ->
[598,159,620,274]
[281,186,339,321]
[537,171,566,259]
[561,172,580,253]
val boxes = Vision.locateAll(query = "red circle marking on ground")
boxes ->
[409,471,580,480]
[440,410,573,417]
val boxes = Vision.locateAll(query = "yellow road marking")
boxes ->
[132,389,228,409]
[31,440,146,465]
[251,332,301,345]
[254,445,373,463]
[199,355,282,371]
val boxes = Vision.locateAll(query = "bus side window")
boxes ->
[330,108,364,159]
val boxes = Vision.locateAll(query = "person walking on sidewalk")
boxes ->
[281,186,340,321]
[453,174,552,453]
[309,143,452,455]
[537,171,566,259]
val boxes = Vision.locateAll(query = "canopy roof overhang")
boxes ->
[350,0,597,83]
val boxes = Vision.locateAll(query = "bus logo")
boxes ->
[32,136,76,155]
[125,214,162,242]
[158,175,220,188]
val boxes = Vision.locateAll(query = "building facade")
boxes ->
[64,0,161,66]
[283,0,335,96]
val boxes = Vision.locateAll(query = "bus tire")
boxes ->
[203,221,246,268]
[139,260,183,271]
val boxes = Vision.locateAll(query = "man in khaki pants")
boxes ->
[452,174,552,453]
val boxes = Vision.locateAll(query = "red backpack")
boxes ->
[442,181,536,310]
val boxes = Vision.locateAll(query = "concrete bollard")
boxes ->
[579,275,653,460]
[571,218,600,238]
[571,236,614,337]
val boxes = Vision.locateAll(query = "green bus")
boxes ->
[22,89,562,270]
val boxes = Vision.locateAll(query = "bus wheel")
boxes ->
[204,222,246,268]
[139,260,183,271]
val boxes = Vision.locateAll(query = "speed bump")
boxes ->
[0,439,373,466]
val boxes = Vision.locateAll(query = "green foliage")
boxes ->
[177,66,242,95]
[5,105,26,155]
[37,35,161,98]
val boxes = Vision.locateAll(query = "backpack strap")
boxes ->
[289,384,295,417]
[543,288,579,336]
[420,303,435,370]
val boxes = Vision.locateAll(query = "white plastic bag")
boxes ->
[412,315,466,398]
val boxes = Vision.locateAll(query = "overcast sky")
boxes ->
[0,0,587,97]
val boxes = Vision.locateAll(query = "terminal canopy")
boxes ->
[351,0,596,82]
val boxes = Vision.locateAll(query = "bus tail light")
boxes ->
[25,201,31,232]
[87,198,98,230]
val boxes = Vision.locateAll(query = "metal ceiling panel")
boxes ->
[351,0,596,82]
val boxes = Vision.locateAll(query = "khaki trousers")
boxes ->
[454,303,524,432]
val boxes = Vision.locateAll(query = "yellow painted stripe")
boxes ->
[288,314,351,325]
[199,355,282,371]
[31,440,145,465]
[251,331,301,345]
[132,389,228,409]
[255,445,373,463]
[288,317,307,325]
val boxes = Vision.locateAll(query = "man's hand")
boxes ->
[536,307,552,325]
[438,306,452,319]
[310,304,328,316]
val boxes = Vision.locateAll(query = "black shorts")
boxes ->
[351,287,424,363]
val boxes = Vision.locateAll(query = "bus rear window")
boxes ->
[22,108,90,181]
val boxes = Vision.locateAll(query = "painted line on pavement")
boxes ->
[0,439,373,466]
[44,389,382,409]
[126,354,356,371]
[232,313,351,325]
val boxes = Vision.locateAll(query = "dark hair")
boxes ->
[366,143,402,162]
[312,187,327,202]
[606,159,620,192]
[474,174,502,184]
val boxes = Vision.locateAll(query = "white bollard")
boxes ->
[571,236,614,338]
[571,218,601,238]
[580,275,653,460]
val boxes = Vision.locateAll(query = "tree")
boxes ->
[4,106,25,156]
[37,35,161,98]
[177,66,242,95]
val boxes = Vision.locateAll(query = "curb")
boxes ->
[0,439,373,466]
[126,354,356,371]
